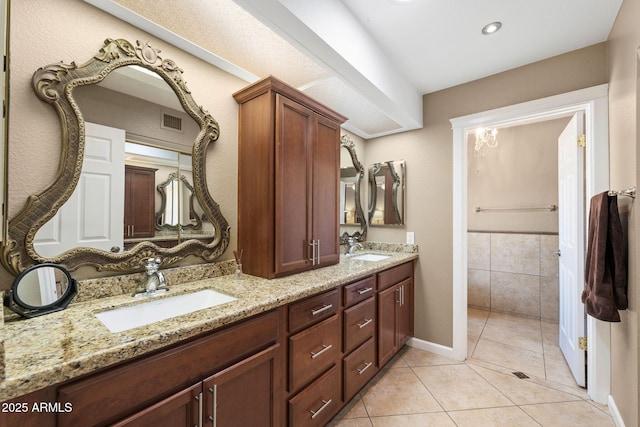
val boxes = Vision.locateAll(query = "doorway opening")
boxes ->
[450,84,611,404]
[466,115,583,390]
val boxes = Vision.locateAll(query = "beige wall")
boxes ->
[467,118,569,233]
[367,43,607,347]
[607,0,639,424]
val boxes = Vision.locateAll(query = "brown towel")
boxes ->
[581,192,628,322]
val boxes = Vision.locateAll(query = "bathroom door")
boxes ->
[557,112,586,387]
[34,122,125,256]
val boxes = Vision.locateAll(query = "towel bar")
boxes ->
[475,205,557,212]
[608,187,636,199]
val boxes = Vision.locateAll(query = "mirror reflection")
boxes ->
[339,135,367,243]
[7,38,230,275]
[4,263,77,318]
[340,165,361,225]
[368,160,406,226]
[16,265,70,307]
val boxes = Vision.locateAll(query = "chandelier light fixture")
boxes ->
[474,127,498,154]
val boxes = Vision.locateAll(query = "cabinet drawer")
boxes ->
[378,261,413,291]
[289,365,339,427]
[343,337,376,402]
[289,288,339,333]
[289,315,339,392]
[343,275,376,307]
[343,297,375,353]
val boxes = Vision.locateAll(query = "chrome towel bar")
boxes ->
[475,205,557,213]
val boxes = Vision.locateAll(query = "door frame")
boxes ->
[450,84,610,403]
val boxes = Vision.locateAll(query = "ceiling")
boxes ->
[86,0,623,139]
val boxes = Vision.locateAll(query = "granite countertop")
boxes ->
[0,249,417,402]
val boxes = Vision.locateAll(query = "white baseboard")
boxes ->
[608,395,626,427]
[407,337,464,361]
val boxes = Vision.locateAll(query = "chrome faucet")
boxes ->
[346,237,364,256]
[140,257,167,295]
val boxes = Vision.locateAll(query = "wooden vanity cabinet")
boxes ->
[342,275,378,402]
[124,165,157,239]
[234,76,347,279]
[378,262,414,367]
[285,289,341,426]
[56,310,281,427]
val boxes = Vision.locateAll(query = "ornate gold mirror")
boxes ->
[2,38,230,275]
[339,135,367,243]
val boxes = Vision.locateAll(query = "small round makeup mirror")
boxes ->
[3,263,77,318]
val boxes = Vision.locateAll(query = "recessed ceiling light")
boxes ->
[481,21,502,35]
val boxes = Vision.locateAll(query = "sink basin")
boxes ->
[95,289,237,333]
[351,253,391,262]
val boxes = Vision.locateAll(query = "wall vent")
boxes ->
[161,112,183,132]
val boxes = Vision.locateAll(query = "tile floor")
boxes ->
[329,308,615,426]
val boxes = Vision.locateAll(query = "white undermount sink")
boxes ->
[95,289,237,333]
[351,253,391,262]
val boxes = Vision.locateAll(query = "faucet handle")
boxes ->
[154,257,162,266]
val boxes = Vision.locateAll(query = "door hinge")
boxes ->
[578,336,588,351]
[578,134,586,148]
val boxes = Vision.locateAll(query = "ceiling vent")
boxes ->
[161,112,183,132]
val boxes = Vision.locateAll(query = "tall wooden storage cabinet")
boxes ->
[234,76,347,279]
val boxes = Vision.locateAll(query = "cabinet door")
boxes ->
[312,115,341,266]
[378,284,399,367]
[275,95,314,275]
[111,383,201,427]
[397,278,413,347]
[203,344,280,427]
[124,165,156,238]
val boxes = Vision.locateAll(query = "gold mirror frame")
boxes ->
[2,38,230,275]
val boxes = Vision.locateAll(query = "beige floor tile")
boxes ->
[327,417,373,427]
[472,338,546,379]
[468,364,582,405]
[413,364,512,411]
[361,367,442,416]
[480,320,543,353]
[540,320,559,345]
[521,401,616,426]
[370,412,456,427]
[334,393,369,419]
[486,311,542,335]
[468,334,480,358]
[401,346,461,367]
[543,342,582,387]
[447,406,540,426]
[468,307,491,321]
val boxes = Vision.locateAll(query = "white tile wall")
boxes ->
[467,232,559,321]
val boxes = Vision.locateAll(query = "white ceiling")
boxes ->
[87,0,623,139]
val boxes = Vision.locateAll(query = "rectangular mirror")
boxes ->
[368,160,405,226]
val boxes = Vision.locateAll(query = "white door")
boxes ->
[557,112,586,387]
[34,122,125,256]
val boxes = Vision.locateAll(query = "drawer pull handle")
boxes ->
[310,399,333,419]
[357,318,373,329]
[357,287,373,295]
[311,303,333,316]
[357,361,373,375]
[310,344,333,359]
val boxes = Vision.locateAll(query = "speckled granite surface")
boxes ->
[0,246,417,401]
